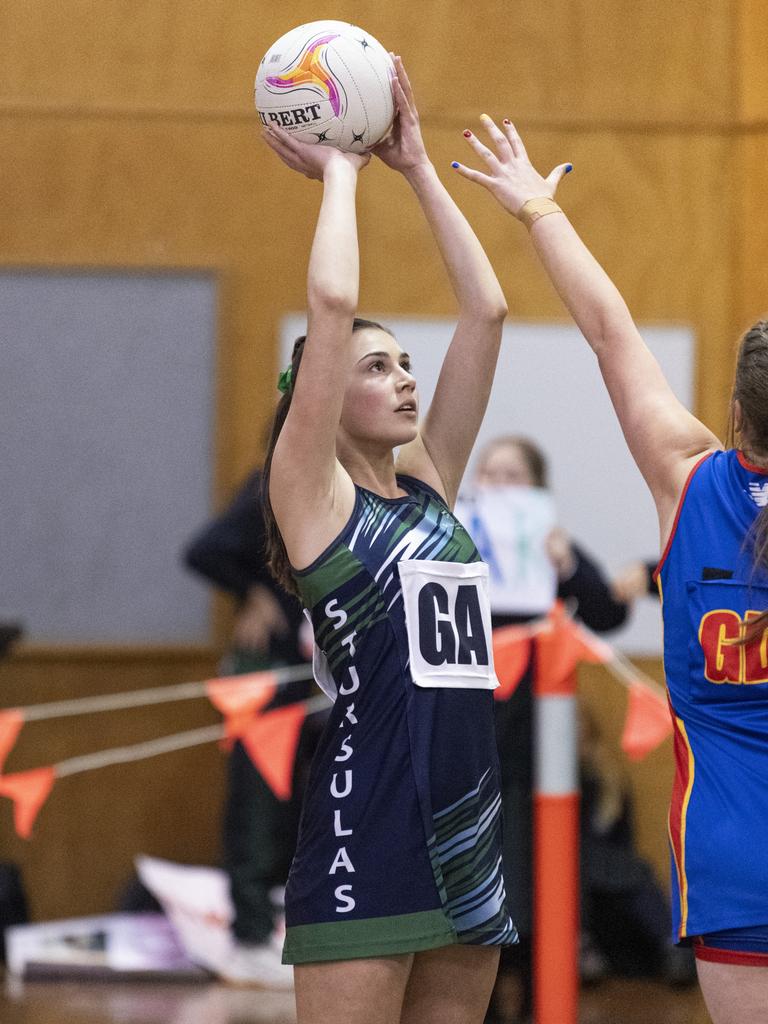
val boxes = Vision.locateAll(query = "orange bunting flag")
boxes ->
[0,765,56,839]
[533,606,614,696]
[206,672,278,746]
[241,703,307,802]
[621,680,672,761]
[492,627,533,701]
[534,617,588,695]
[0,708,25,774]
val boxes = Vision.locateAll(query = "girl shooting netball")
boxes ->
[261,60,516,1024]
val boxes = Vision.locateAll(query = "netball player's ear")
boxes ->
[733,398,744,436]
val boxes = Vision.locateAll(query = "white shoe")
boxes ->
[216,940,294,990]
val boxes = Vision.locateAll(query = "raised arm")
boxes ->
[375,63,508,506]
[453,117,720,540]
[263,130,368,565]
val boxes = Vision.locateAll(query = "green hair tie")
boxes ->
[277,365,293,394]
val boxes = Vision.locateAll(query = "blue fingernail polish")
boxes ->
[565,163,573,173]
[451,161,459,168]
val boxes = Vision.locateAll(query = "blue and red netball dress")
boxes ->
[281,475,517,964]
[655,449,768,942]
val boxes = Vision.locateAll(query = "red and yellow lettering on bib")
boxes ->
[699,609,768,684]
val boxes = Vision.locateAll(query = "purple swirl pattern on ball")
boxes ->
[266,34,342,117]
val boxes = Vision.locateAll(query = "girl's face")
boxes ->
[475,442,534,487]
[338,328,419,448]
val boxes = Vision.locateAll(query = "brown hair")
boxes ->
[261,317,393,598]
[731,320,768,641]
[477,435,549,488]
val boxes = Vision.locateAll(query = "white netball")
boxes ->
[255,21,396,154]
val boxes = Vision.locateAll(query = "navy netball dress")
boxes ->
[656,449,768,941]
[282,475,517,964]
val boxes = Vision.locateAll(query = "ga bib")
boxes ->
[398,559,499,690]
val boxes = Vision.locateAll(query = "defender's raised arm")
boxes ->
[452,116,719,540]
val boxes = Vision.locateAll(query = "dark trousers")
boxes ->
[220,651,325,946]
[222,739,299,944]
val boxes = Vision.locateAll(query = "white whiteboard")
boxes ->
[281,314,696,655]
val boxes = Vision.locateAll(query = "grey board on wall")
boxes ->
[1,270,216,644]
[281,314,696,656]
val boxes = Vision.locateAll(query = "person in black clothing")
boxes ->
[184,467,320,989]
[185,468,304,669]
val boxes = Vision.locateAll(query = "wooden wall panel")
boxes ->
[1,1,734,126]
[737,0,768,122]
[735,137,768,331]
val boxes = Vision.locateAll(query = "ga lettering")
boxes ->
[417,582,489,666]
[698,609,768,684]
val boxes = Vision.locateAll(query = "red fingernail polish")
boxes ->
[463,129,472,138]
[503,119,511,125]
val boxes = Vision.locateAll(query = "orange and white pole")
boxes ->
[533,665,579,1024]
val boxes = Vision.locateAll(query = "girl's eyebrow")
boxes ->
[356,350,411,363]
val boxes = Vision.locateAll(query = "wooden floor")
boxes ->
[1,973,710,1024]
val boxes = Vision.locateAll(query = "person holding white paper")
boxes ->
[461,435,630,1022]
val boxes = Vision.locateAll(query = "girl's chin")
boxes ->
[392,424,420,446]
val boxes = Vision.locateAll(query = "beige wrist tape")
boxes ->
[517,196,563,229]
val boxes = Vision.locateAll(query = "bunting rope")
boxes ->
[55,694,330,779]
[0,609,672,838]
[16,663,313,723]
[54,725,225,779]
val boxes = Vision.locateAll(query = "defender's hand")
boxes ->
[452,115,571,216]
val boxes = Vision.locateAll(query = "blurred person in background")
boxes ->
[458,435,631,1024]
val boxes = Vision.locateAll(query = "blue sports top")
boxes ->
[656,448,768,939]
